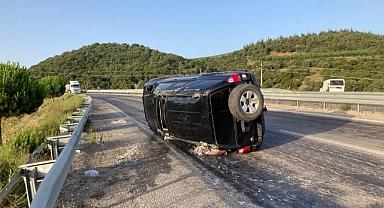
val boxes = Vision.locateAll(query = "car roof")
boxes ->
[324,79,345,81]
[146,71,249,84]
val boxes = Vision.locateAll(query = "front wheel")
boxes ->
[228,84,264,121]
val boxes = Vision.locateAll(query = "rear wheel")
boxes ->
[228,84,264,121]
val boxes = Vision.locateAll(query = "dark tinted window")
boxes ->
[155,82,190,90]
[168,82,189,89]
[155,82,176,90]
[330,80,344,85]
[185,80,222,90]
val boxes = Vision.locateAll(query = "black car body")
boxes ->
[142,71,266,152]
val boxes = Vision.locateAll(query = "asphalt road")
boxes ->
[89,94,384,208]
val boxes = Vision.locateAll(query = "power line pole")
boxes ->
[260,61,263,86]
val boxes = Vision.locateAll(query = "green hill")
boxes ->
[28,29,384,92]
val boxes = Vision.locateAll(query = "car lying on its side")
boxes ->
[142,71,266,152]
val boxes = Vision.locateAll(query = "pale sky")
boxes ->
[1,0,383,68]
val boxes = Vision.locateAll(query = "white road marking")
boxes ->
[279,130,384,158]
[270,109,384,124]
[103,100,153,134]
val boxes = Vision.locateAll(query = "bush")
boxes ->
[4,129,45,154]
[339,104,352,111]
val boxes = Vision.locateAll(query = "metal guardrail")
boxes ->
[87,88,384,111]
[261,89,384,111]
[87,89,143,95]
[0,96,92,207]
[29,98,92,208]
[0,139,50,202]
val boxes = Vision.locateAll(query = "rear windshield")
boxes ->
[330,80,344,85]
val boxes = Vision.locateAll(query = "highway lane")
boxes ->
[89,94,384,207]
[266,110,384,157]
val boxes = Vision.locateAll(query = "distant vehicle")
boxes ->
[66,81,81,94]
[320,79,345,92]
[142,71,267,152]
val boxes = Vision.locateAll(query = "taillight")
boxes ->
[237,145,251,153]
[226,73,241,83]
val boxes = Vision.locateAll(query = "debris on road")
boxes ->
[193,143,227,156]
[84,170,99,177]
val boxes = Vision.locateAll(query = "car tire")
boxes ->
[251,114,265,151]
[228,84,264,121]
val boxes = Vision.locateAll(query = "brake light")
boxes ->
[226,73,241,83]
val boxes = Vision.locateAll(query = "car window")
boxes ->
[330,80,344,85]
[168,82,189,89]
[186,80,222,90]
[155,82,176,90]
[155,82,190,90]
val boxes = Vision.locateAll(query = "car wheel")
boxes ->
[228,84,264,121]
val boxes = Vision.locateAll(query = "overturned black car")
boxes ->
[142,71,266,152]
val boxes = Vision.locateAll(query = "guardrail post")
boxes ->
[48,139,58,160]
[59,123,78,134]
[323,102,327,109]
[47,135,72,160]
[19,160,56,207]
[357,104,361,112]
[22,168,35,207]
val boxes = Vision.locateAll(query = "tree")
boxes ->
[39,76,65,102]
[26,31,384,92]
[0,62,45,145]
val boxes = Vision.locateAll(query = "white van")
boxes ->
[320,79,345,92]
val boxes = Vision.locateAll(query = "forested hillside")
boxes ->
[28,29,384,91]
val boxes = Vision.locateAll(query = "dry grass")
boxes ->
[309,67,323,82]
[0,93,84,207]
[2,94,83,141]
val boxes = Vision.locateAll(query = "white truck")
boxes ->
[320,79,345,92]
[66,81,81,94]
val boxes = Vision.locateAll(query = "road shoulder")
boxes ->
[55,98,242,208]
